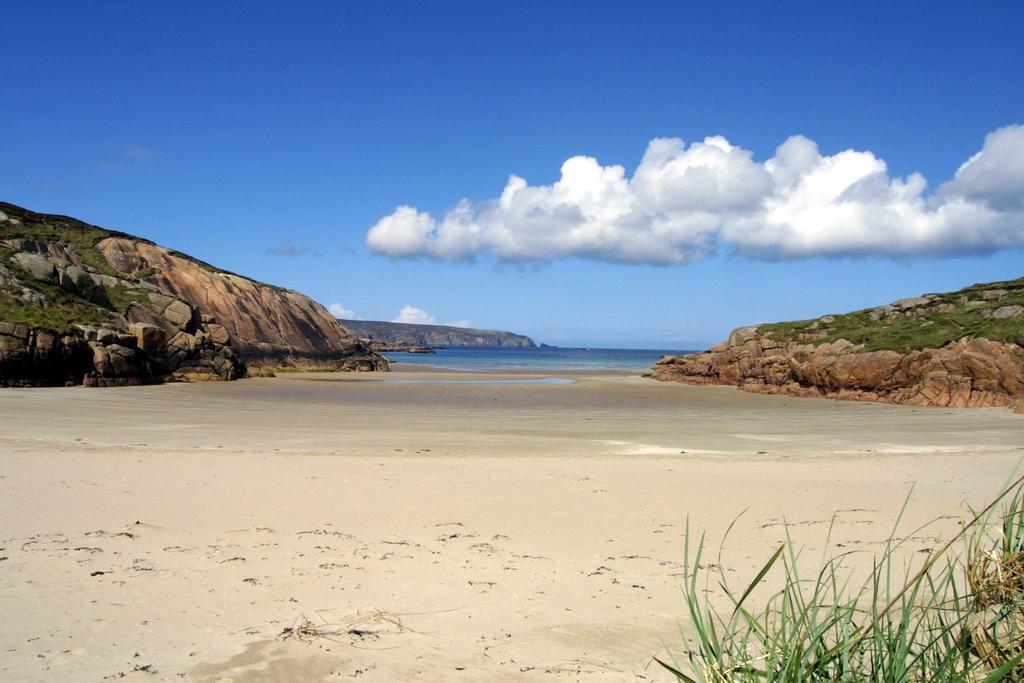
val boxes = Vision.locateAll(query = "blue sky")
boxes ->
[3,1,1022,347]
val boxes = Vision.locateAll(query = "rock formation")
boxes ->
[0,202,386,387]
[340,319,536,349]
[366,341,435,354]
[95,237,383,371]
[650,279,1024,413]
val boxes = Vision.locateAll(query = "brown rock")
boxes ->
[162,299,195,328]
[206,324,231,346]
[130,323,168,354]
[97,237,386,371]
[164,331,245,382]
[11,253,56,282]
[993,305,1023,319]
[651,328,1024,412]
[1,201,385,385]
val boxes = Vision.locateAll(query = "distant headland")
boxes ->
[339,319,536,350]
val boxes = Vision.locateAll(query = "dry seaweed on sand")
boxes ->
[279,609,420,650]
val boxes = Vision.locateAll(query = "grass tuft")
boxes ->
[660,473,1024,682]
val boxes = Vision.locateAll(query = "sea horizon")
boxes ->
[381,345,700,372]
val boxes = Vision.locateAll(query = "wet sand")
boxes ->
[1,371,1022,680]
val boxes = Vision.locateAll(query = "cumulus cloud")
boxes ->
[366,125,1024,265]
[940,125,1024,212]
[392,305,436,324]
[328,303,355,318]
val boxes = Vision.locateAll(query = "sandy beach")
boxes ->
[2,371,1023,681]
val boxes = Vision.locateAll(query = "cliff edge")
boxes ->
[650,278,1024,413]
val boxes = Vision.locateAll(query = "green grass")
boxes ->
[1,217,121,277]
[0,277,147,331]
[758,278,1024,352]
[103,284,150,314]
[1,241,147,331]
[659,474,1024,682]
[1,201,292,291]
[0,290,113,331]
[1,204,178,330]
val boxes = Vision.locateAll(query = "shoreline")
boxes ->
[385,361,649,376]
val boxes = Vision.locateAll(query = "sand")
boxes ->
[1,370,1023,681]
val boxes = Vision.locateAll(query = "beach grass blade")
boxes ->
[659,471,1024,682]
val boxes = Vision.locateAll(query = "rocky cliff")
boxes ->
[650,279,1024,413]
[0,202,386,387]
[340,319,536,348]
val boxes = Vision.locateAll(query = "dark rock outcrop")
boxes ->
[0,202,385,386]
[0,322,92,387]
[340,319,536,349]
[650,280,1024,413]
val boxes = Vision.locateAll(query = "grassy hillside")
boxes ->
[758,277,1024,353]
[0,203,124,276]
[0,202,296,334]
[0,289,114,332]
[0,202,246,280]
[0,205,159,332]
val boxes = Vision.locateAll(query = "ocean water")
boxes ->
[381,346,696,372]
[376,377,575,385]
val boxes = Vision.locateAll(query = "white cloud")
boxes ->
[940,125,1024,212]
[448,320,473,328]
[365,125,1024,265]
[328,303,355,318]
[392,305,436,325]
